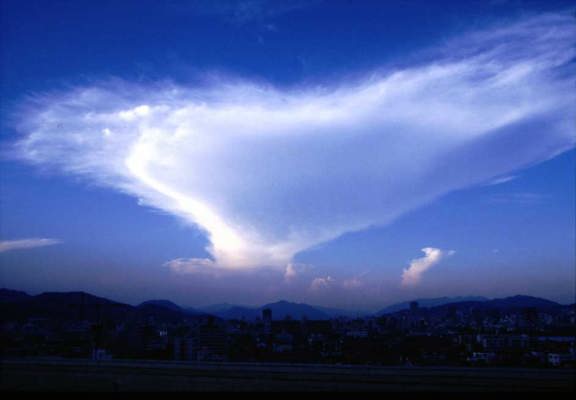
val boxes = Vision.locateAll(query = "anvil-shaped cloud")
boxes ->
[12,13,574,270]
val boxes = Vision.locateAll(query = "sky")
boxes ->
[0,0,574,310]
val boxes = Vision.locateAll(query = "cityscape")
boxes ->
[2,289,574,369]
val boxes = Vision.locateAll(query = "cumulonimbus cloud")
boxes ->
[401,248,454,287]
[10,12,574,270]
[0,238,62,253]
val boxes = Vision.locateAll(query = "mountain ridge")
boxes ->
[377,296,489,315]
[0,288,569,321]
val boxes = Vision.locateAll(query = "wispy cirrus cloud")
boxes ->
[401,248,455,287]
[0,238,61,253]
[487,175,518,186]
[10,12,575,271]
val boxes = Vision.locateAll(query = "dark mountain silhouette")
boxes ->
[137,299,208,316]
[0,291,133,322]
[483,295,560,309]
[201,295,564,320]
[260,300,331,320]
[431,295,561,313]
[385,295,566,320]
[0,289,568,323]
[196,303,239,314]
[0,289,207,323]
[139,299,182,312]
[135,303,186,323]
[215,305,260,320]
[377,296,488,315]
[212,301,331,320]
[314,305,368,319]
[135,299,209,320]
[0,288,30,302]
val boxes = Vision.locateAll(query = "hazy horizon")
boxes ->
[1,284,573,314]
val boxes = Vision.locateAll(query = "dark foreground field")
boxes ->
[1,358,574,392]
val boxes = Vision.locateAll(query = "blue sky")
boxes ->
[0,0,574,309]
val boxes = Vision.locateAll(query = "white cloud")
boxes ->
[164,257,218,275]
[309,273,368,292]
[283,262,312,283]
[487,175,517,185]
[11,12,574,271]
[0,238,61,253]
[284,263,297,281]
[401,248,454,287]
[309,276,335,291]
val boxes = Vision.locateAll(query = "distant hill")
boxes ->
[0,289,208,323]
[483,295,560,309]
[211,300,331,320]
[197,303,241,314]
[136,300,208,316]
[216,305,260,320]
[139,299,182,312]
[0,291,133,322]
[136,302,186,323]
[1,288,567,323]
[0,288,31,302]
[431,295,561,313]
[33,291,124,309]
[260,300,330,320]
[386,295,565,318]
[377,296,488,315]
[314,305,368,319]
[136,299,210,320]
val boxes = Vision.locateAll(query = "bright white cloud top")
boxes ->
[401,248,454,287]
[0,238,61,253]
[12,13,574,270]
